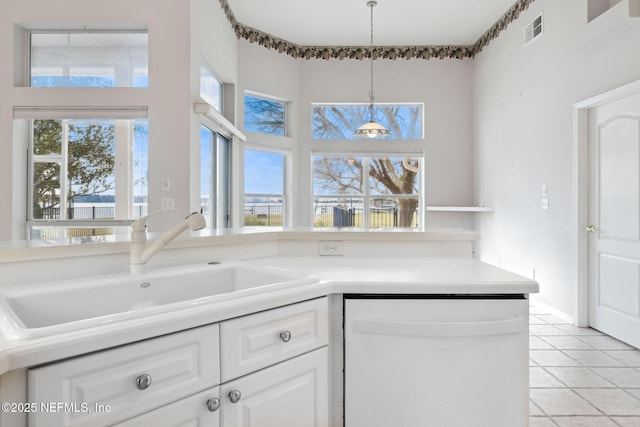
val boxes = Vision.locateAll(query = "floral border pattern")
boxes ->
[219,0,535,60]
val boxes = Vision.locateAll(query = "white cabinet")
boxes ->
[220,297,329,381]
[113,388,221,427]
[26,297,329,427]
[221,347,328,427]
[345,297,529,427]
[28,324,220,427]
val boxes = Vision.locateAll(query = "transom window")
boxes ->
[244,93,287,136]
[200,60,222,111]
[313,155,421,228]
[30,31,149,88]
[312,103,423,140]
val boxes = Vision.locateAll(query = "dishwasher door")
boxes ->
[344,296,529,427]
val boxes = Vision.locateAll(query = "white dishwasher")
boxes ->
[344,295,529,427]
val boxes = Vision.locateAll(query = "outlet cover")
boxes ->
[319,241,344,256]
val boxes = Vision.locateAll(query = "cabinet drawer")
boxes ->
[220,297,328,382]
[113,388,220,427]
[28,323,220,427]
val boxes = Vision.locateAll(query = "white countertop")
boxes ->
[0,256,537,375]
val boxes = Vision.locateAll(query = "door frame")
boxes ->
[573,78,640,327]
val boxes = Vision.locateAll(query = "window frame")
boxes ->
[18,106,149,240]
[312,152,424,229]
[310,102,425,141]
[243,91,289,137]
[200,123,231,229]
[28,29,149,88]
[243,146,290,227]
[200,59,223,111]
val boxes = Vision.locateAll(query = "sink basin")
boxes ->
[0,262,318,340]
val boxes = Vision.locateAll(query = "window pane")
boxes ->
[244,95,285,136]
[244,149,285,227]
[313,156,363,195]
[313,198,364,227]
[369,157,420,195]
[370,198,419,228]
[245,150,284,195]
[30,32,148,88]
[33,119,62,155]
[133,120,148,217]
[312,104,422,140]
[200,126,214,220]
[67,120,115,215]
[244,198,284,226]
[32,162,60,219]
[30,118,148,222]
[201,61,222,111]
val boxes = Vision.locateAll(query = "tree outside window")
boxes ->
[313,156,421,228]
[244,94,286,136]
[30,119,148,224]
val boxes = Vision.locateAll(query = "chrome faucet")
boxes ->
[130,211,207,273]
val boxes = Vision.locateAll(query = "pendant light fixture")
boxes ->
[354,0,390,138]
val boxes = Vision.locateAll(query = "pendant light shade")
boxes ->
[354,0,390,138]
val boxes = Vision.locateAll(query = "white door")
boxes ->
[588,92,640,349]
[221,348,328,427]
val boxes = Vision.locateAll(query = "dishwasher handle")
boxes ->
[352,318,524,337]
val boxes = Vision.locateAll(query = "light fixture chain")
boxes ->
[369,0,375,120]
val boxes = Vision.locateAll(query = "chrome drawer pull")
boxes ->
[206,397,221,412]
[279,330,292,342]
[135,373,152,390]
[229,389,242,403]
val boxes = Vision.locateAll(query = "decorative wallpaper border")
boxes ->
[219,0,535,60]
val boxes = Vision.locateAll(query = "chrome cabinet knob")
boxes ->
[135,373,152,390]
[586,225,597,233]
[206,397,220,412]
[279,330,292,342]
[228,390,242,403]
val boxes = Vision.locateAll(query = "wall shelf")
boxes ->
[426,206,495,213]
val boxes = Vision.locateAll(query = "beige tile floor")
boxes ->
[529,305,640,426]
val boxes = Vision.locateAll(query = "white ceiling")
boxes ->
[225,0,518,46]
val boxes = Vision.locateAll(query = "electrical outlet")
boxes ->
[319,241,344,256]
[161,198,175,211]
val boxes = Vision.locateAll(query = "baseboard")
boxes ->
[529,297,575,325]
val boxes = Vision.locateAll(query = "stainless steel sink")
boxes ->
[0,262,317,340]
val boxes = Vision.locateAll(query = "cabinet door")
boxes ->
[221,347,328,427]
[113,388,220,427]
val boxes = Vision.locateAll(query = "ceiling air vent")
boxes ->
[524,13,543,46]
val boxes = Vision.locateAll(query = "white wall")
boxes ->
[0,0,237,239]
[237,42,475,227]
[473,0,640,318]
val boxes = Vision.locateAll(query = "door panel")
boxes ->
[599,116,640,241]
[588,92,640,349]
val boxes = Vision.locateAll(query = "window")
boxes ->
[30,31,148,88]
[201,126,231,228]
[244,93,286,136]
[312,103,423,140]
[28,117,148,239]
[200,60,222,110]
[244,149,287,226]
[313,155,421,228]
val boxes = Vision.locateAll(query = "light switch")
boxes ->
[162,178,171,191]
[541,185,548,198]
